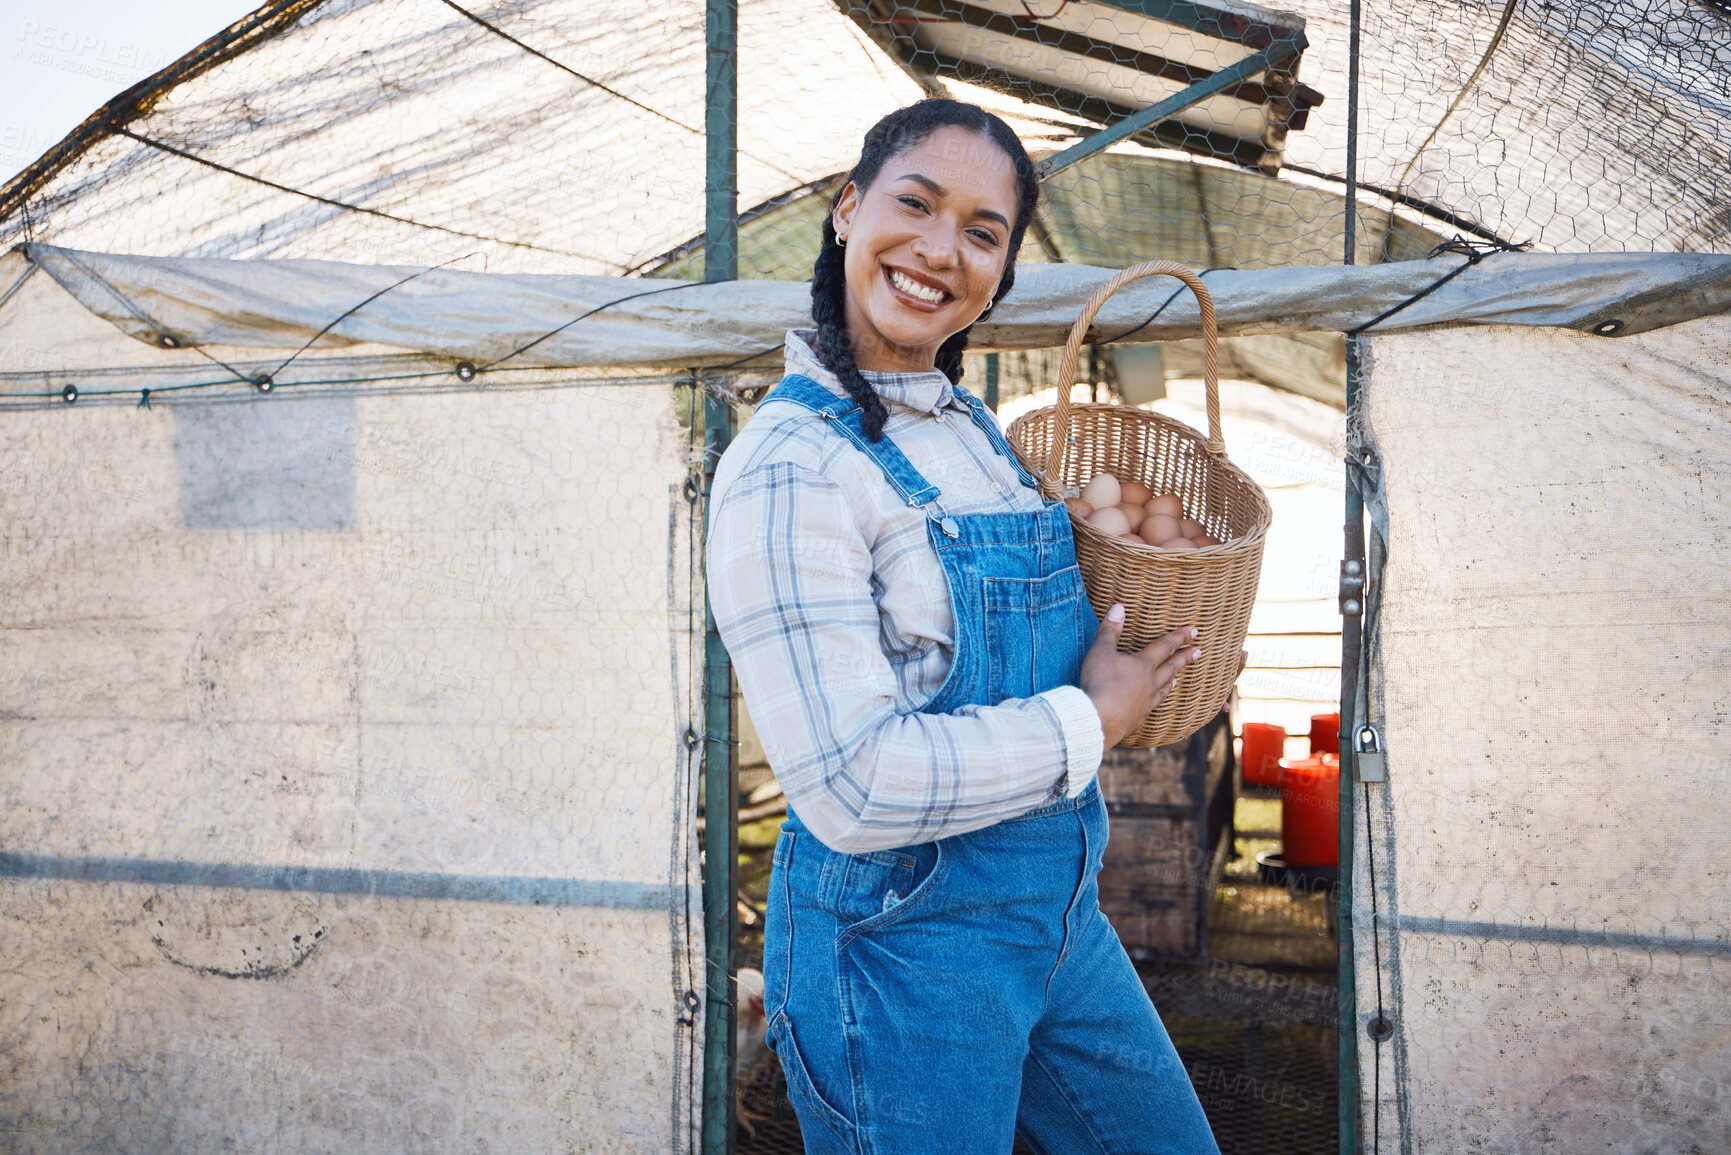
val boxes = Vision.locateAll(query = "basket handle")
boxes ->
[1044,261,1221,496]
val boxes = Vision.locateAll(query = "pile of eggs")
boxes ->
[1065,473,1223,551]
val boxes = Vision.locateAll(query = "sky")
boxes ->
[2,0,261,186]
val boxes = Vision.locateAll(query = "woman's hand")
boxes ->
[1080,605,1204,748]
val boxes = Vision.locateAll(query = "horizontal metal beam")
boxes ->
[1034,33,1305,182]
[1104,0,1301,47]
[889,0,1287,106]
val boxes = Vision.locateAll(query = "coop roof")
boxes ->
[0,0,1725,277]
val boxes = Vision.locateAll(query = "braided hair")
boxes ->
[812,100,1040,441]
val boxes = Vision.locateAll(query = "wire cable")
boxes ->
[115,128,614,266]
[435,0,805,185]
[266,253,478,380]
[1373,0,1521,257]
[1347,235,1530,335]
[477,281,712,370]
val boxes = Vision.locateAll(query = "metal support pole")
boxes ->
[700,0,738,1147]
[1339,4,1363,1152]
[704,0,739,285]
[1343,0,1361,269]
[984,352,1000,412]
[1339,338,1364,1155]
[1035,35,1306,182]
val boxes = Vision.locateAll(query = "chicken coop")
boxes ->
[1,0,1727,1152]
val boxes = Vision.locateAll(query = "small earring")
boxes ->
[836,234,846,247]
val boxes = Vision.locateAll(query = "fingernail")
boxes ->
[1191,648,1203,660]
[1187,627,1198,640]
[1108,604,1125,623]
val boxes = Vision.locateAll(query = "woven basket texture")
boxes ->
[1005,262,1272,748]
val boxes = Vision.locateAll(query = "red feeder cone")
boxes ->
[1280,754,1340,868]
[1308,713,1340,760]
[1240,722,1286,787]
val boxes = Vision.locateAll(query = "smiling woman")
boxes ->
[809,103,1039,437]
[706,99,1222,1154]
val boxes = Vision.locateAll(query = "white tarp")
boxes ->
[12,245,1731,383]
[0,325,706,1148]
[1352,317,1731,1151]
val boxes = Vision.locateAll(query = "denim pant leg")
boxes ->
[765,819,1062,1154]
[1014,905,1219,1155]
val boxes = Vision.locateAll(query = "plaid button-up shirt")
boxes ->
[706,330,1102,853]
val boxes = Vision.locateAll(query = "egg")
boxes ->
[1162,538,1199,551]
[1064,498,1094,518]
[1080,473,1121,510]
[1139,513,1183,545]
[1149,493,1184,519]
[1087,506,1132,536]
[1196,534,1222,547]
[1180,518,1206,539]
[1120,480,1152,507]
[1116,502,1149,522]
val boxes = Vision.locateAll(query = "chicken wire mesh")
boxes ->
[0,0,1727,1149]
[0,357,710,1148]
[1350,318,1731,1151]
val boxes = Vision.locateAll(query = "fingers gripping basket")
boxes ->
[1006,261,1272,748]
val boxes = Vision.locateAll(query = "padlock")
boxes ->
[1355,723,1386,783]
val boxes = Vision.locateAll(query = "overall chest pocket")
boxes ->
[982,567,1095,704]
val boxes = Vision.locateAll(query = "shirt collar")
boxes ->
[785,329,958,417]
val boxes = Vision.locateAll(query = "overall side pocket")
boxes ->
[819,847,917,928]
[769,1010,863,1152]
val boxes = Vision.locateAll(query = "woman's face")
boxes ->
[831,125,1019,374]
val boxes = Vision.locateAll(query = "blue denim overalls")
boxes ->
[758,375,1218,1154]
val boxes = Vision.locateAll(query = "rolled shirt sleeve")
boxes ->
[707,459,1102,853]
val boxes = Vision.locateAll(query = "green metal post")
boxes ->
[984,352,1000,412]
[701,0,738,1147]
[1338,338,1363,1155]
[1339,2,1363,1151]
[704,0,739,286]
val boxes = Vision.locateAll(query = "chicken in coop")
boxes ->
[734,966,774,1138]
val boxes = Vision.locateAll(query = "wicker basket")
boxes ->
[1005,261,1271,748]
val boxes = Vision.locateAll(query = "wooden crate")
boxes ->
[1096,712,1236,961]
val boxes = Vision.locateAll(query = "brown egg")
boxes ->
[1179,518,1206,539]
[1079,473,1121,510]
[1139,513,1183,545]
[1196,535,1222,547]
[1115,502,1149,523]
[1087,506,1132,536]
[1149,494,1184,520]
[1120,480,1152,507]
[1162,538,1199,551]
[1064,498,1094,518]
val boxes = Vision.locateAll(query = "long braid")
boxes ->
[810,216,892,440]
[812,98,1040,441]
[934,329,970,388]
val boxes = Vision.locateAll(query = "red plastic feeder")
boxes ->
[1308,712,1340,760]
[1280,754,1340,867]
[1240,722,1286,787]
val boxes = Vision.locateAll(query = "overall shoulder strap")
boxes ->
[762,373,858,417]
[951,384,1042,490]
[762,374,942,509]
